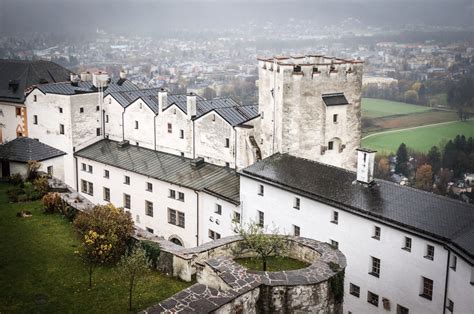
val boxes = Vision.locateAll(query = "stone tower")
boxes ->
[255,55,363,170]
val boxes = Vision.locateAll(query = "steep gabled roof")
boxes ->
[0,137,66,162]
[0,59,73,103]
[35,78,138,96]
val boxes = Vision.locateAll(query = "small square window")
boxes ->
[104,169,109,178]
[123,194,131,209]
[96,105,100,111]
[59,124,65,134]
[180,130,184,139]
[330,239,339,249]
[59,107,63,113]
[403,237,412,252]
[88,165,93,173]
[146,227,154,234]
[208,229,221,240]
[350,283,360,298]
[215,204,222,215]
[367,291,379,307]
[167,123,172,133]
[80,107,84,113]
[88,182,93,196]
[180,152,184,157]
[212,114,216,121]
[328,141,334,150]
[16,107,21,116]
[96,128,101,136]
[145,201,153,217]
[124,175,130,185]
[169,189,176,199]
[397,304,409,314]
[425,245,435,260]
[258,184,264,196]
[293,197,300,209]
[225,162,230,167]
[33,95,37,102]
[373,226,381,240]
[333,114,338,123]
[33,115,38,124]
[233,211,241,224]
[173,108,177,114]
[146,182,153,192]
[331,211,339,224]
[225,138,230,148]
[370,256,380,277]
[420,277,433,300]
[106,115,109,123]
[178,192,185,202]
[47,166,53,176]
[446,299,454,313]
[450,255,457,271]
[135,121,139,129]
[82,163,86,171]
[103,187,110,202]
[293,225,300,236]
[257,210,264,227]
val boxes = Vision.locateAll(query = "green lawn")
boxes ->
[362,98,433,118]
[0,183,190,313]
[362,120,474,154]
[235,256,310,272]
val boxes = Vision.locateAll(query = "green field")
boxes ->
[362,98,433,118]
[0,183,190,313]
[362,120,474,154]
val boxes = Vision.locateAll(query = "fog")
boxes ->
[0,0,472,36]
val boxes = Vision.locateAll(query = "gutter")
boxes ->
[443,248,451,314]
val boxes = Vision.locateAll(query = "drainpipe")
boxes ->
[121,108,125,141]
[443,247,451,314]
[192,119,196,159]
[102,109,106,138]
[194,191,199,246]
[234,127,237,169]
[154,113,158,150]
[74,155,79,191]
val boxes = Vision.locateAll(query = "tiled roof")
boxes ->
[322,93,349,106]
[74,139,239,203]
[240,153,474,262]
[0,59,73,103]
[0,137,66,162]
[203,174,240,205]
[35,79,138,96]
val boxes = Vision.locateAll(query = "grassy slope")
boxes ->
[362,120,474,154]
[362,98,432,118]
[0,183,190,313]
[234,256,309,272]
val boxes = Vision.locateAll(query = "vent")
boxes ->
[117,140,130,148]
[191,157,205,169]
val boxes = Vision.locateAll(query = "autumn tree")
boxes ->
[27,160,41,181]
[117,247,150,311]
[376,156,391,179]
[415,164,433,191]
[233,222,288,271]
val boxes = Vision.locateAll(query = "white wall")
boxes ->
[39,156,65,181]
[123,99,155,149]
[239,176,471,314]
[0,102,23,143]
[155,105,192,157]
[103,95,124,142]
[446,254,474,314]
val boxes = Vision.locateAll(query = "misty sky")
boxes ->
[0,0,472,35]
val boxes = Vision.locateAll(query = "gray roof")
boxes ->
[0,59,73,103]
[35,79,138,96]
[108,89,259,126]
[74,139,239,203]
[0,137,66,162]
[203,174,240,205]
[322,93,349,106]
[240,153,474,262]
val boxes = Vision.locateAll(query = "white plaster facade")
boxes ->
[0,102,26,143]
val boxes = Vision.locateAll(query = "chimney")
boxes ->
[80,71,92,82]
[186,92,197,119]
[92,71,110,88]
[158,88,168,113]
[119,70,127,79]
[191,157,205,169]
[356,148,376,185]
[70,74,80,86]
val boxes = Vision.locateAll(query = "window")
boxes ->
[124,175,130,185]
[367,291,379,306]
[180,152,184,157]
[80,107,84,113]
[80,181,93,196]
[123,194,131,209]
[208,229,221,240]
[168,208,185,228]
[96,105,99,111]
[215,204,222,215]
[420,277,433,300]
[59,124,64,134]
[225,138,230,148]
[88,165,93,173]
[135,121,139,129]
[425,245,434,260]
[81,163,86,171]
[34,95,37,102]
[88,182,93,195]
[370,256,380,277]
[146,182,153,192]
[258,184,264,196]
[225,162,230,167]
[47,166,53,176]
[212,114,216,121]
[293,197,300,209]
[403,237,412,252]
[330,240,339,249]
[233,211,241,224]
[106,115,109,123]
[446,299,454,313]
[146,227,154,234]
[349,283,360,297]
[103,187,110,202]
[16,107,21,116]
[167,123,172,133]
[450,255,457,271]
[59,107,63,113]
[257,210,264,227]
[81,180,87,193]
[96,128,101,136]
[328,141,334,150]
[180,130,184,139]
[331,211,339,224]
[373,226,381,240]
[104,169,109,178]
[397,304,409,314]
[33,115,38,124]
[261,111,264,119]
[333,114,338,123]
[294,225,300,236]
[145,201,153,217]
[177,192,184,202]
[169,189,176,199]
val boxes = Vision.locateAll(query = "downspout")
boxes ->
[154,113,158,150]
[234,126,237,169]
[121,108,125,141]
[272,60,277,155]
[443,247,451,314]
[192,119,196,159]
[74,156,79,192]
[195,191,199,246]
[102,110,106,138]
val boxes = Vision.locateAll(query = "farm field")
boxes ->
[362,120,474,154]
[0,183,190,313]
[362,98,433,118]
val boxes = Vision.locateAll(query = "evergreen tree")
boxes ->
[427,146,441,174]
[396,143,409,176]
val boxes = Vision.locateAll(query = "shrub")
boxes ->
[27,160,41,181]
[9,173,23,186]
[64,206,77,221]
[33,176,49,196]
[23,182,42,201]
[6,187,24,202]
[140,240,161,269]
[42,192,63,214]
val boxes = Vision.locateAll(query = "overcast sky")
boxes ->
[0,0,472,35]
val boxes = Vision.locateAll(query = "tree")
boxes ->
[435,168,453,196]
[376,156,391,179]
[233,222,288,271]
[404,90,419,104]
[415,164,433,191]
[117,247,150,311]
[202,87,216,99]
[26,160,41,181]
[396,143,409,176]
[427,146,441,174]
